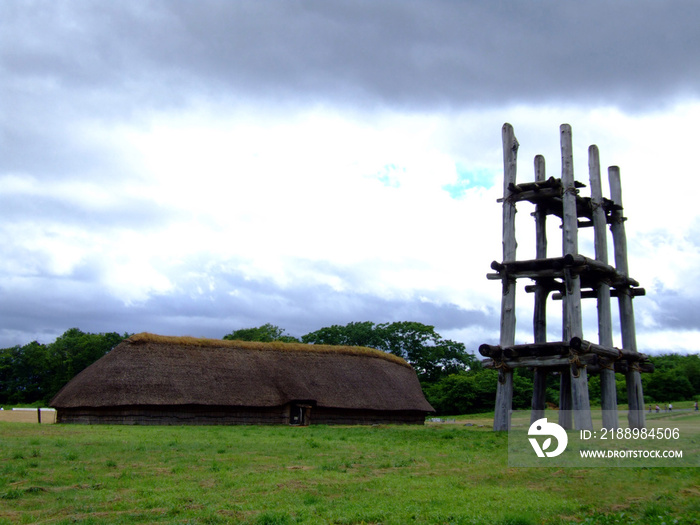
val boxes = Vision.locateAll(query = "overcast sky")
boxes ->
[2,1,700,355]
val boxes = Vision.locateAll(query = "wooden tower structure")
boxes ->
[480,123,652,431]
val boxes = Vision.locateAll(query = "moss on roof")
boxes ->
[127,332,411,368]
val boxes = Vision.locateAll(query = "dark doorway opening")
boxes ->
[289,402,314,426]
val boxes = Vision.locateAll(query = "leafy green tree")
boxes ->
[587,375,601,405]
[302,321,476,382]
[644,368,694,403]
[643,354,700,401]
[1,328,126,405]
[511,369,535,408]
[0,342,50,404]
[46,328,127,402]
[422,367,536,415]
[223,323,299,343]
[681,354,700,392]
[423,373,480,415]
[423,370,497,414]
[378,321,476,382]
[300,321,380,347]
[0,347,11,403]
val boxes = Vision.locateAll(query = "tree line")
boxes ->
[0,328,128,406]
[2,323,699,413]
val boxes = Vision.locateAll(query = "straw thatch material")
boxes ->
[50,333,434,425]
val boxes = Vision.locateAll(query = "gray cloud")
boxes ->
[0,190,175,231]
[3,1,699,117]
[4,1,697,184]
[0,259,495,348]
[644,291,700,333]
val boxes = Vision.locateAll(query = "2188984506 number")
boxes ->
[594,427,681,440]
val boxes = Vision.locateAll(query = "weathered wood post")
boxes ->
[531,154,548,424]
[560,124,592,430]
[609,166,646,429]
[493,123,518,431]
[589,146,618,430]
[558,164,573,430]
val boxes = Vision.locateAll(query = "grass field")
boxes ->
[1,416,699,524]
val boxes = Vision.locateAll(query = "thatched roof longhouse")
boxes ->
[50,333,434,425]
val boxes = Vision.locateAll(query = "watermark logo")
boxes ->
[528,418,568,458]
[509,411,695,467]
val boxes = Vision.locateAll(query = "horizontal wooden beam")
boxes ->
[479,342,570,359]
[482,354,654,373]
[498,179,622,227]
[482,353,596,369]
[612,360,654,374]
[569,337,648,361]
[504,343,569,358]
[488,254,640,288]
[551,287,646,300]
[479,339,650,364]
[478,343,502,358]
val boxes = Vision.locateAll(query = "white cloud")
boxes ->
[106,105,503,301]
[639,330,700,355]
[5,98,699,349]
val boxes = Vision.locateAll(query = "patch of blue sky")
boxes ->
[442,164,497,198]
[372,163,404,188]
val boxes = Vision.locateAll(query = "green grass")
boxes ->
[0,422,698,524]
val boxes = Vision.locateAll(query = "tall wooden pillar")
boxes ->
[493,123,518,431]
[561,124,592,430]
[559,284,573,429]
[589,146,618,430]
[609,167,645,429]
[531,154,548,424]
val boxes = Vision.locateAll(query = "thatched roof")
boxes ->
[50,333,434,412]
